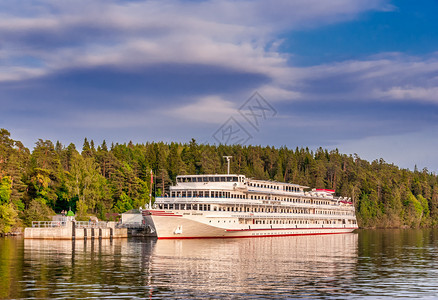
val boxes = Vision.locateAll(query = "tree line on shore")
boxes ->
[1,128,437,234]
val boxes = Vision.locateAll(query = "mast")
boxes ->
[149,169,153,209]
[223,156,232,174]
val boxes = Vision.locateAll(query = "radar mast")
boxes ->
[223,156,232,174]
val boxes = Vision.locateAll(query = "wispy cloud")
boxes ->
[3,0,438,171]
[290,53,438,104]
[378,86,438,103]
[0,0,392,83]
[168,96,237,124]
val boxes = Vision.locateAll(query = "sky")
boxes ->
[1,0,438,171]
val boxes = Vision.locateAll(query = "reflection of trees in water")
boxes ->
[357,229,438,296]
[20,238,157,299]
[151,234,358,297]
[7,231,437,298]
[2,235,358,298]
[0,238,24,299]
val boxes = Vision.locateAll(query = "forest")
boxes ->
[1,128,437,234]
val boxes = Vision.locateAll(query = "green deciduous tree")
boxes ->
[0,176,19,234]
[2,127,438,229]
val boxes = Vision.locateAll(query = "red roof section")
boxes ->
[315,189,335,193]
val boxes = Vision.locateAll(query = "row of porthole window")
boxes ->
[208,220,236,223]
[252,231,323,236]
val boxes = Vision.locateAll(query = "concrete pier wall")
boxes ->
[24,226,73,240]
[24,222,128,240]
[113,228,128,238]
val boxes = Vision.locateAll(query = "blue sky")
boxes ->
[1,0,438,171]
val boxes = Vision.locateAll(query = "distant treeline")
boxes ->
[1,128,437,234]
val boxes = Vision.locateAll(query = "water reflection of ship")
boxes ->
[150,234,358,296]
[21,234,359,297]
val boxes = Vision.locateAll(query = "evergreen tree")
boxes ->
[2,127,438,229]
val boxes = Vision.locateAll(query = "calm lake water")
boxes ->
[1,229,438,299]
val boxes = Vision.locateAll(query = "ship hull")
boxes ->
[149,211,357,239]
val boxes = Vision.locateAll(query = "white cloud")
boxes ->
[167,96,237,124]
[286,53,438,103]
[378,86,438,103]
[256,85,302,102]
[0,0,392,84]
[0,66,46,82]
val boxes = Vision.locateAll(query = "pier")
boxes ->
[24,221,128,240]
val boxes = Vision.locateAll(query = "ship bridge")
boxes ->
[173,174,247,191]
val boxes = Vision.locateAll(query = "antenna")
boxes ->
[149,169,153,209]
[223,156,232,174]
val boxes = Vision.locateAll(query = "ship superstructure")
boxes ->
[145,174,358,239]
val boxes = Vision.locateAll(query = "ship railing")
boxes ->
[235,213,356,220]
[276,224,355,229]
[239,222,356,229]
[156,195,353,204]
[155,197,355,210]
[32,221,67,228]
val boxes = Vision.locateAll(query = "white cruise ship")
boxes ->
[145,173,358,239]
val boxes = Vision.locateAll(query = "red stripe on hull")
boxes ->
[157,231,354,240]
[225,227,357,232]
